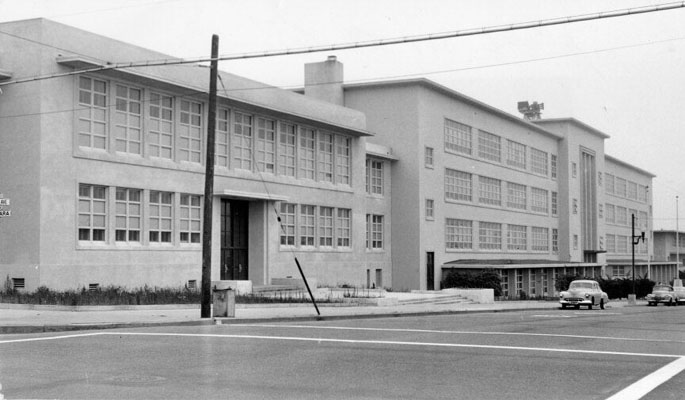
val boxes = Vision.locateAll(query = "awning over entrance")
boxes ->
[215,189,289,202]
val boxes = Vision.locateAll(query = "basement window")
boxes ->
[89,283,100,292]
[187,280,197,290]
[12,278,25,290]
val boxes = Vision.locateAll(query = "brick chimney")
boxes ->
[304,55,344,105]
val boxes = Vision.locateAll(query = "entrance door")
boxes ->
[220,200,249,280]
[426,252,435,290]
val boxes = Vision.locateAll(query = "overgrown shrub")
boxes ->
[441,270,502,297]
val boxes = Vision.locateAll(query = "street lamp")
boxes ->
[631,213,645,296]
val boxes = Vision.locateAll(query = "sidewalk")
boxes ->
[0,299,641,334]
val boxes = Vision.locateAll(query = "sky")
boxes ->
[2,0,685,230]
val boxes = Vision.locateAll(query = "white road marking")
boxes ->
[605,356,685,400]
[0,332,105,344]
[103,331,685,358]
[230,323,685,344]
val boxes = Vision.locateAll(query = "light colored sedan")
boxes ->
[646,284,682,306]
[559,280,608,310]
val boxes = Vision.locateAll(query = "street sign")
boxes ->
[0,198,9,206]
[0,210,10,217]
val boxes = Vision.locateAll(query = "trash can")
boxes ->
[213,285,235,318]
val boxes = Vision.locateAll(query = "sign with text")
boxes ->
[0,210,10,217]
[0,198,9,206]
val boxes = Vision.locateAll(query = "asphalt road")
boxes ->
[1,306,684,399]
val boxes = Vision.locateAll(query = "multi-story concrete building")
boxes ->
[0,19,393,292]
[653,230,685,276]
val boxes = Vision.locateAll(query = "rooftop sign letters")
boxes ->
[0,194,10,218]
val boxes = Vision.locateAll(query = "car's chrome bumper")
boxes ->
[560,298,591,305]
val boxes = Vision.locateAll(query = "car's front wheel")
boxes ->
[600,299,605,310]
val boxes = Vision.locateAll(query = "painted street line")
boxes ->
[0,332,105,345]
[230,323,685,344]
[605,356,685,400]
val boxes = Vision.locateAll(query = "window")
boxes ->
[506,140,526,169]
[479,222,502,250]
[552,229,559,252]
[78,184,107,241]
[530,148,548,176]
[506,182,526,210]
[551,154,557,179]
[599,204,603,219]
[299,205,316,247]
[638,185,647,203]
[551,191,558,216]
[531,188,548,214]
[318,132,334,182]
[478,131,501,162]
[598,172,603,186]
[425,146,434,167]
[233,112,253,170]
[507,224,527,251]
[615,177,627,198]
[279,203,296,246]
[78,77,108,149]
[531,227,549,251]
[639,211,649,231]
[115,188,141,242]
[478,176,501,206]
[446,219,472,249]
[318,207,334,247]
[425,199,434,220]
[616,206,628,226]
[605,173,615,194]
[278,122,296,177]
[114,84,142,155]
[445,169,472,202]
[149,191,173,243]
[573,198,578,214]
[148,92,174,159]
[573,234,578,250]
[366,159,384,195]
[335,136,351,185]
[628,181,638,200]
[336,208,351,247]
[617,235,628,254]
[298,127,316,180]
[256,117,276,173]
[367,214,384,249]
[444,119,472,155]
[216,108,230,167]
[180,194,201,243]
[572,162,577,178]
[606,204,615,223]
[179,100,202,163]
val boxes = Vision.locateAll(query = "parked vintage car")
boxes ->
[559,280,608,310]
[646,284,683,306]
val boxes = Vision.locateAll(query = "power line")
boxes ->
[1,1,684,87]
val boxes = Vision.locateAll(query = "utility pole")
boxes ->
[201,34,219,318]
[631,213,645,296]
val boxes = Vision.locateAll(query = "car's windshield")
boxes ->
[653,285,673,292]
[569,282,593,289]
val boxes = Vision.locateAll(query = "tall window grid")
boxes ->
[233,112,253,170]
[530,148,548,176]
[78,184,107,241]
[298,128,316,180]
[445,169,472,202]
[149,191,173,243]
[256,117,276,173]
[318,133,334,182]
[531,188,549,214]
[215,108,230,167]
[180,194,201,243]
[478,131,501,162]
[278,122,296,177]
[367,214,384,249]
[78,77,108,149]
[115,188,141,242]
[179,100,202,163]
[114,84,142,155]
[299,205,316,246]
[148,92,174,159]
[446,219,472,249]
[366,159,384,195]
[506,182,527,210]
[507,224,527,251]
[478,176,501,206]
[531,227,549,251]
[444,119,472,155]
[319,207,334,247]
[506,140,526,169]
[479,222,502,250]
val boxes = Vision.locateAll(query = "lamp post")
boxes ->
[631,213,645,296]
[677,196,680,269]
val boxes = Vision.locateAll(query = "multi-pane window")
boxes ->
[367,214,384,249]
[78,77,108,149]
[278,122,296,177]
[279,203,296,246]
[425,146,434,167]
[180,194,201,243]
[628,181,638,200]
[479,222,502,250]
[638,185,647,203]
[115,188,141,242]
[335,136,351,185]
[530,148,548,176]
[551,154,557,179]
[639,211,649,231]
[531,227,549,251]
[478,131,501,162]
[114,84,142,155]
[256,117,276,173]
[179,100,202,163]
[444,119,472,155]
[615,177,627,198]
[299,205,316,247]
[318,207,334,247]
[233,112,253,170]
[617,235,628,254]
[531,188,549,214]
[478,176,501,206]
[149,191,173,243]
[606,204,616,223]
[367,159,384,195]
[336,208,351,247]
[605,173,615,194]
[506,182,526,210]
[551,191,558,216]
[298,128,316,180]
[425,199,434,219]
[506,140,526,169]
[216,108,230,167]
[445,169,472,202]
[606,234,616,253]
[552,229,559,252]
[507,224,527,250]
[148,92,174,159]
[616,206,628,226]
[318,133,334,182]
[78,184,107,241]
[446,219,472,249]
